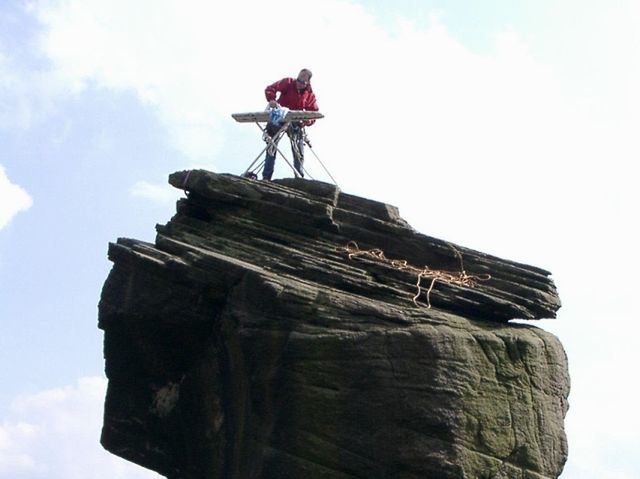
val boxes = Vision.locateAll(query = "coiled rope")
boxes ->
[336,241,491,308]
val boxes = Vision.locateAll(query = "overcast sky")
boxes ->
[1,1,639,477]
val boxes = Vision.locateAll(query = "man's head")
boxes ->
[296,69,312,90]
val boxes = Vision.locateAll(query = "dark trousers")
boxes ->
[263,123,305,180]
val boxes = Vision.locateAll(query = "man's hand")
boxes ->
[268,100,279,108]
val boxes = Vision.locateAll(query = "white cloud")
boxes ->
[0,38,65,131]
[0,165,33,230]
[0,422,43,475]
[0,46,33,130]
[559,323,640,479]
[0,377,160,479]
[130,180,182,205]
[30,0,593,252]
[33,0,310,162]
[25,0,640,209]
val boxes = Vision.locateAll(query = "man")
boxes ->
[262,68,319,180]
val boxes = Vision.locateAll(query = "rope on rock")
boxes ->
[336,241,491,309]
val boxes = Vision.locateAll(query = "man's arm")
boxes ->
[304,91,319,126]
[265,78,291,105]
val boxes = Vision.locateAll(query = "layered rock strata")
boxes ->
[98,170,569,478]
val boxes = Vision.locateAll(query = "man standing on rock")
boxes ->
[262,68,319,180]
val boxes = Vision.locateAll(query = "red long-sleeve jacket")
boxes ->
[265,78,319,126]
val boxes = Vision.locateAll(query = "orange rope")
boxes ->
[336,241,491,308]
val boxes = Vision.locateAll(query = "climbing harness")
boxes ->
[336,241,491,308]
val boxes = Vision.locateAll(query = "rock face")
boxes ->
[98,170,569,479]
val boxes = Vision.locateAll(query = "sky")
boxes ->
[1,0,639,477]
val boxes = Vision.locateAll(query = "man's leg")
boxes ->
[263,150,275,180]
[262,123,281,180]
[290,127,305,178]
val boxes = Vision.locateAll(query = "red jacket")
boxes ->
[265,78,319,126]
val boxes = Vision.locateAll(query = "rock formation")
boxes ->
[98,170,569,478]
